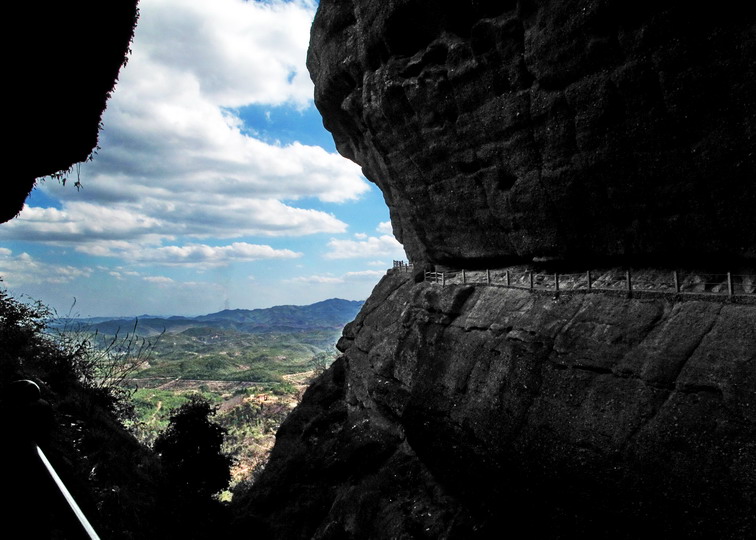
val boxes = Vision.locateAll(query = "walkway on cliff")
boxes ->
[390,261,756,301]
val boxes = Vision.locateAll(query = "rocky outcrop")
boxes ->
[3,1,139,223]
[234,272,756,538]
[308,0,756,266]
[235,1,756,537]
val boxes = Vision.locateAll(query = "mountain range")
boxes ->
[54,298,364,337]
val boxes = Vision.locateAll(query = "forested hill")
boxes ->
[56,298,365,336]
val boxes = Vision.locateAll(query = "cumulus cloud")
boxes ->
[288,270,386,284]
[136,0,317,109]
[324,235,406,260]
[289,274,343,284]
[0,249,93,287]
[0,200,346,247]
[78,242,301,267]
[0,204,166,244]
[376,221,393,234]
[6,0,366,252]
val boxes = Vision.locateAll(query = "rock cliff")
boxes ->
[308,0,756,266]
[234,1,756,538]
[233,272,755,538]
[3,1,139,223]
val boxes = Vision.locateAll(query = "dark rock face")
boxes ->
[3,1,139,223]
[234,273,756,539]
[308,0,756,266]
[238,2,756,536]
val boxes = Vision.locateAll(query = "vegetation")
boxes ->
[71,306,343,492]
[154,395,232,499]
[136,328,338,381]
[0,288,347,537]
[0,290,165,538]
[128,387,219,445]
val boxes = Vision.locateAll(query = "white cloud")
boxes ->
[0,204,165,244]
[367,260,388,267]
[289,269,386,284]
[143,276,175,284]
[136,0,317,109]
[289,274,343,284]
[5,0,367,252]
[78,242,301,267]
[0,199,347,248]
[344,270,387,279]
[377,221,393,234]
[324,235,406,260]
[0,249,93,287]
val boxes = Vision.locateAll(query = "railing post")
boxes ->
[486,269,490,284]
[442,273,445,287]
[506,270,510,287]
[673,270,680,293]
[529,272,534,290]
[727,272,733,297]
[554,273,559,292]
[626,269,632,294]
[586,270,592,291]
[462,269,466,284]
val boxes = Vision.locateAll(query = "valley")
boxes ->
[54,298,361,495]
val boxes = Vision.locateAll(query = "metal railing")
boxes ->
[392,260,414,272]
[422,268,756,299]
[36,444,101,539]
[6,380,100,539]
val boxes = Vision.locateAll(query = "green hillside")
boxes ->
[136,328,339,381]
[52,298,360,382]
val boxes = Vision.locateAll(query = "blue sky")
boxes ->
[0,0,405,317]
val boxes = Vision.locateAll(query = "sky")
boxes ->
[0,0,406,317]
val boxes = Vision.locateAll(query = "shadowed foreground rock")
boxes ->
[3,1,138,223]
[233,273,756,539]
[308,0,756,266]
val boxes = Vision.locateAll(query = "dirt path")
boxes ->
[151,400,163,422]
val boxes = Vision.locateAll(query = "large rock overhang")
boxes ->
[308,0,756,267]
[3,1,139,223]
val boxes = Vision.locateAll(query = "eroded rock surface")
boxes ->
[235,2,756,537]
[234,273,756,539]
[308,0,756,266]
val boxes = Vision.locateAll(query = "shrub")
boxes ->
[154,394,232,500]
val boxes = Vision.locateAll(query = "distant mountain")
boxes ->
[53,298,364,337]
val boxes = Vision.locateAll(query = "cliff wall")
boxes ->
[308,0,756,266]
[234,272,756,538]
[234,1,756,537]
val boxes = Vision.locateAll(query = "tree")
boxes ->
[309,351,335,376]
[154,395,231,501]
